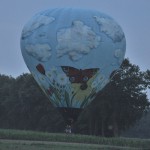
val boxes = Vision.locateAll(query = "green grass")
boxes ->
[0,140,143,150]
[0,129,150,150]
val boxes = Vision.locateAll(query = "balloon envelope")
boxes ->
[20,8,126,110]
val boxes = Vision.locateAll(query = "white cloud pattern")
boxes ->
[114,49,124,64]
[22,15,55,39]
[94,16,124,42]
[56,20,101,61]
[25,44,51,62]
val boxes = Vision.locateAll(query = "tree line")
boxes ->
[0,59,150,137]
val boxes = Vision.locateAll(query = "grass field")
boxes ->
[0,129,150,150]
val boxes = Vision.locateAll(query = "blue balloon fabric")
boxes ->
[20,8,126,109]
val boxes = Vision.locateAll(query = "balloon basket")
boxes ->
[58,107,82,133]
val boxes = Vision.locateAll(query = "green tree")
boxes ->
[122,110,150,138]
[0,73,65,132]
[0,74,15,127]
[76,59,150,137]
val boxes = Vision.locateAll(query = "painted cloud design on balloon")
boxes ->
[56,20,101,61]
[22,15,55,39]
[114,49,124,64]
[94,16,124,42]
[25,44,51,62]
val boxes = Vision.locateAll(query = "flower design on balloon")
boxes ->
[91,81,99,89]
[46,71,55,82]
[57,74,68,85]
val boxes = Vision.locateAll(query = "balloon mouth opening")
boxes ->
[58,107,83,126]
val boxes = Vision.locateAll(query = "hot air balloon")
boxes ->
[20,8,126,130]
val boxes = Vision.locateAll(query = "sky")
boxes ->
[0,0,150,77]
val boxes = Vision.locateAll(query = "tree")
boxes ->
[76,59,150,136]
[122,110,150,138]
[0,74,15,127]
[0,73,65,132]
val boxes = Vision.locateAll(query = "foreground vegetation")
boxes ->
[0,140,141,150]
[0,129,150,150]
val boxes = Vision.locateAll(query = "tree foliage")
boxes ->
[122,110,150,138]
[0,74,65,132]
[75,59,150,136]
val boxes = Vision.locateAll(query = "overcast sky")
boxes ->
[0,0,150,78]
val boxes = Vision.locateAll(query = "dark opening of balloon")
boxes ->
[58,107,82,127]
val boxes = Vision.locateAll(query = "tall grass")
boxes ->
[0,129,150,149]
